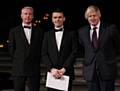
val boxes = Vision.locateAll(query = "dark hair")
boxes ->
[52,8,64,13]
[51,8,65,17]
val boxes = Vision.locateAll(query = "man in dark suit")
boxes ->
[8,6,43,91]
[78,5,120,91]
[42,8,78,91]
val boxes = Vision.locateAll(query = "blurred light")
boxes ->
[38,20,41,23]
[35,20,41,23]
[43,16,48,20]
[45,13,49,16]
[7,40,9,43]
[0,44,4,48]
[43,13,49,20]
[33,23,37,26]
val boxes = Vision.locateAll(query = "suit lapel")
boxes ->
[59,29,66,52]
[51,29,66,53]
[97,23,106,49]
[85,26,93,48]
[30,27,35,46]
[20,25,36,46]
[19,26,30,46]
[51,30,59,52]
[85,26,99,52]
[85,25,105,51]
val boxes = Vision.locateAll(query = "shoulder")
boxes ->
[78,25,89,30]
[64,28,76,33]
[63,29,76,38]
[100,22,117,29]
[43,30,52,38]
[101,22,119,34]
[9,25,22,33]
[78,25,89,34]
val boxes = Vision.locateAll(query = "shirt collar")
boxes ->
[54,26,64,30]
[90,21,100,29]
[22,23,32,27]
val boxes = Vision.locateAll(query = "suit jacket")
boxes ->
[8,24,43,76]
[78,22,120,81]
[42,28,77,79]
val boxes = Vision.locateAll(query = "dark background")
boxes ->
[0,0,120,50]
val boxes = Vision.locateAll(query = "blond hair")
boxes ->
[84,5,101,20]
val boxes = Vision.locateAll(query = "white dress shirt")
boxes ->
[90,22,100,41]
[55,28,64,51]
[22,23,32,44]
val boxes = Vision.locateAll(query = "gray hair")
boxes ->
[21,6,34,13]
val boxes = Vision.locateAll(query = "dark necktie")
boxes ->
[92,27,98,49]
[23,26,31,29]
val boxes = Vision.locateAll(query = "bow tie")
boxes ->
[23,26,32,29]
[54,28,63,32]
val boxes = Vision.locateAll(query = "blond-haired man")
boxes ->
[78,5,120,91]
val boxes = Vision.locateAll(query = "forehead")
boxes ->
[87,8,96,14]
[88,11,97,16]
[22,8,33,13]
[52,12,64,17]
[87,9,98,16]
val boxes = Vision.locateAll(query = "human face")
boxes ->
[87,11,100,26]
[21,8,34,24]
[52,12,65,28]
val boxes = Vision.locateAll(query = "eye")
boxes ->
[53,17,57,19]
[53,16,62,19]
[58,16,62,18]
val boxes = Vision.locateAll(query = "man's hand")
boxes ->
[58,68,66,76]
[50,68,61,79]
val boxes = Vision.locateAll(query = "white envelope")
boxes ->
[46,72,70,91]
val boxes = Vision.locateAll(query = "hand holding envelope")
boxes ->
[51,68,66,79]
[46,72,70,91]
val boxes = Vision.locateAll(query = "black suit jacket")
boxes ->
[78,23,120,81]
[8,25,43,76]
[42,29,77,79]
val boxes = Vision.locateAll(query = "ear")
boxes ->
[63,17,65,21]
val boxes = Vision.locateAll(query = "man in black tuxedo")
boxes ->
[8,6,43,91]
[42,8,78,91]
[78,5,120,91]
